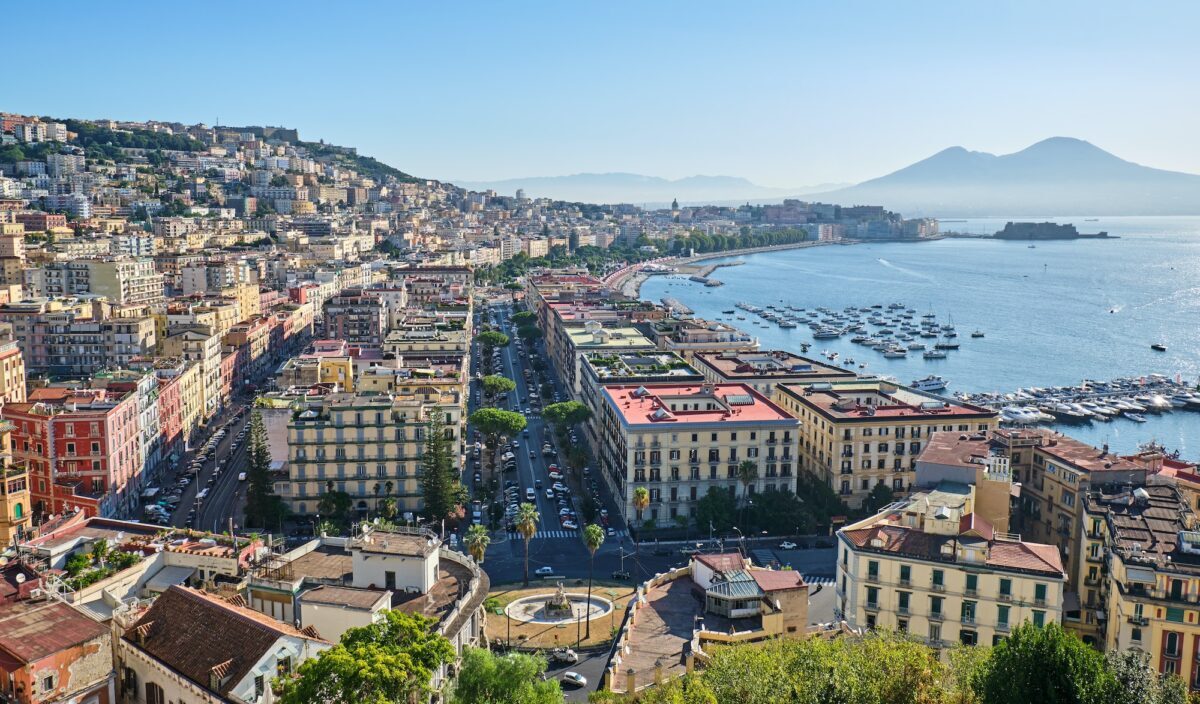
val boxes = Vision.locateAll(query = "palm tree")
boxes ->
[582,523,605,639]
[737,460,759,529]
[632,487,650,553]
[464,524,491,564]
[516,502,540,586]
[373,482,383,516]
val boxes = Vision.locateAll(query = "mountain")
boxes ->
[808,137,1200,216]
[455,172,846,207]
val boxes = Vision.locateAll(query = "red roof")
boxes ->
[605,383,793,425]
[694,552,745,573]
[0,600,108,664]
[750,569,806,592]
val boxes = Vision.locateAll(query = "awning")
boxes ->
[145,565,197,593]
[1126,566,1157,584]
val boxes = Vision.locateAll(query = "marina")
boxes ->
[955,375,1200,426]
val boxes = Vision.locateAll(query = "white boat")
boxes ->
[911,375,948,392]
[923,349,947,359]
[1127,413,1147,423]
[883,349,907,358]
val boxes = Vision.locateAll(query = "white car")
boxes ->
[561,672,587,688]
[778,541,798,550]
[535,566,555,576]
[561,520,578,530]
[545,488,555,499]
[552,482,567,493]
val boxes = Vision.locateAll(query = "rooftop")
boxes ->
[1086,484,1200,575]
[693,350,855,382]
[583,352,702,383]
[603,383,795,426]
[779,380,996,421]
[565,325,655,350]
[298,584,390,610]
[349,530,439,558]
[0,598,109,664]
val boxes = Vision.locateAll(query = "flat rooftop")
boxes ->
[584,352,702,383]
[917,431,995,470]
[566,326,655,350]
[603,383,795,426]
[693,350,855,381]
[779,381,996,421]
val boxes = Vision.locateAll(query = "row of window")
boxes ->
[633,463,793,482]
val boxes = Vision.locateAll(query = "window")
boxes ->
[999,578,1012,598]
[255,675,265,699]
[867,560,879,580]
[997,604,1010,628]
[897,591,910,613]
[42,675,54,693]
[1165,631,1181,657]
[146,683,165,704]
[930,595,943,617]
[961,600,976,624]
[1032,610,1046,628]
[1130,627,1142,642]
[960,630,977,646]
[897,618,908,632]
[899,564,911,585]
[965,573,978,595]
[866,613,876,629]
[866,586,879,609]
[929,623,941,644]
[932,569,944,589]
[1034,583,1047,605]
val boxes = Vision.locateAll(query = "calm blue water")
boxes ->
[641,216,1200,456]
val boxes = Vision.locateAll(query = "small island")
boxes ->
[994,221,1110,240]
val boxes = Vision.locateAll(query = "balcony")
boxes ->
[961,614,976,625]
[996,621,1011,632]
[1127,615,1149,626]
[931,583,945,592]
[898,577,911,587]
[866,572,880,584]
[897,605,910,616]
[865,601,880,611]
[929,611,944,622]
[998,593,1012,602]
[964,588,978,598]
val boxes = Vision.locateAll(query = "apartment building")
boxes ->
[323,289,388,344]
[774,379,998,509]
[692,350,856,397]
[276,339,356,392]
[645,318,759,362]
[554,322,658,396]
[0,421,31,544]
[595,383,798,528]
[0,333,26,404]
[837,486,1066,650]
[382,327,469,356]
[0,298,157,375]
[1083,483,1200,685]
[992,428,1145,591]
[28,258,165,305]
[3,386,142,520]
[285,392,462,517]
[161,326,223,420]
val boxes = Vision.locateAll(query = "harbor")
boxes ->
[955,375,1200,426]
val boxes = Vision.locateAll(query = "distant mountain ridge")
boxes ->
[455,172,846,206]
[808,137,1200,216]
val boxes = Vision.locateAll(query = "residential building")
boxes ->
[837,485,1066,650]
[0,298,157,376]
[692,350,857,397]
[555,321,658,396]
[323,289,388,345]
[645,318,759,362]
[595,383,798,528]
[1084,484,1200,683]
[0,593,115,704]
[113,586,330,704]
[0,332,26,403]
[285,392,461,518]
[774,379,998,509]
[0,422,31,545]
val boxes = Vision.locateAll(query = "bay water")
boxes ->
[640,216,1200,455]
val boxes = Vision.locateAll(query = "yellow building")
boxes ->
[276,340,356,392]
[285,392,462,517]
[774,380,998,509]
[837,485,1066,650]
[0,421,31,544]
[1085,483,1200,685]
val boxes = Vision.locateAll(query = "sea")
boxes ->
[640,215,1200,456]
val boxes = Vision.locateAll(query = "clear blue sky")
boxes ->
[4,1,1197,187]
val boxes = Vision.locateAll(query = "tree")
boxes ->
[736,460,758,529]
[1105,650,1188,704]
[511,311,536,325]
[481,374,517,399]
[469,408,527,474]
[276,611,454,704]
[863,482,895,515]
[583,523,605,639]
[244,411,286,529]
[449,647,563,704]
[476,330,510,357]
[420,421,466,528]
[464,523,491,564]
[90,538,109,568]
[543,401,591,433]
[317,483,353,528]
[632,486,650,552]
[516,502,540,586]
[973,622,1117,704]
[694,486,736,536]
[747,488,811,535]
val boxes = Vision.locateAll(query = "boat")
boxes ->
[883,349,907,359]
[923,349,947,359]
[722,309,735,315]
[934,340,960,350]
[911,375,948,392]
[813,328,842,339]
[971,330,985,338]
[779,320,797,328]
[1126,413,1147,423]
[1028,244,1036,249]
[1151,343,1167,351]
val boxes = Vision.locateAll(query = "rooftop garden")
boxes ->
[63,539,142,591]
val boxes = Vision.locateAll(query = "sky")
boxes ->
[3,1,1198,188]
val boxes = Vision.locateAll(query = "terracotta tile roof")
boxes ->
[125,586,328,696]
[0,599,108,664]
[959,513,994,541]
[694,552,745,574]
[987,541,1064,575]
[749,569,806,592]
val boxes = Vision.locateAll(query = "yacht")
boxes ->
[911,375,948,392]
[907,342,926,351]
[813,328,843,339]
[1127,413,1147,423]
[923,349,947,359]
[971,330,985,338]
[883,348,908,358]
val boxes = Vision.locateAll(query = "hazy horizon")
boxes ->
[6,1,1199,188]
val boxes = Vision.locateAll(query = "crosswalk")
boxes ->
[512,529,629,541]
[801,575,836,586]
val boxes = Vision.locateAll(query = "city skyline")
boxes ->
[4,1,1198,188]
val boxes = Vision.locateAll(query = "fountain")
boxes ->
[505,583,615,625]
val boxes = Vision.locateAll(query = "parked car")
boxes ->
[611,570,631,580]
[551,648,578,664]
[778,541,798,550]
[535,566,555,576]
[561,520,578,530]
[545,488,555,499]
[561,672,587,688]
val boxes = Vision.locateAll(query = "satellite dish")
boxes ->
[15,574,26,584]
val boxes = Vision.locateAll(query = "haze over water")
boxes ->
[641,216,1200,456]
